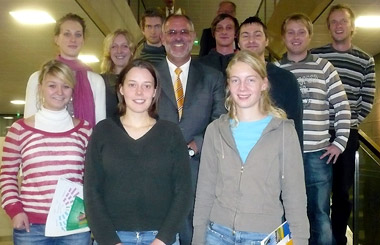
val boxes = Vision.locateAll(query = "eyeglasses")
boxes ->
[165,29,193,36]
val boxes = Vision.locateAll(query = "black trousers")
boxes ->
[330,129,359,245]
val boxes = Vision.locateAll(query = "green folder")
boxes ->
[66,196,88,230]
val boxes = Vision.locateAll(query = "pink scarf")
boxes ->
[56,55,96,127]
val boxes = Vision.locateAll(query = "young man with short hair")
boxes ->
[277,13,351,245]
[199,1,237,57]
[311,4,376,245]
[134,8,166,65]
[237,16,303,147]
[199,14,238,77]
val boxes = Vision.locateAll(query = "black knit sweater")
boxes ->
[84,117,192,245]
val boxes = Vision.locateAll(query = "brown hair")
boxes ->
[237,16,268,41]
[140,8,165,30]
[54,13,86,38]
[117,59,161,118]
[211,13,239,37]
[281,13,313,36]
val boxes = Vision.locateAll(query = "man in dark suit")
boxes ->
[156,14,226,245]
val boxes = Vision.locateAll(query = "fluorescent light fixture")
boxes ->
[10,10,55,24]
[10,100,25,105]
[3,116,14,120]
[78,55,99,63]
[355,16,380,28]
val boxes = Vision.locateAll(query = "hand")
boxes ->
[151,238,166,245]
[12,212,30,232]
[115,243,122,245]
[188,140,198,154]
[77,212,86,221]
[320,144,342,164]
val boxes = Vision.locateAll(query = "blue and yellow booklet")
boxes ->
[261,221,292,245]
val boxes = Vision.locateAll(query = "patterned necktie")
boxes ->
[174,67,184,120]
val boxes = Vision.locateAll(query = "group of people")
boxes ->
[0,1,376,245]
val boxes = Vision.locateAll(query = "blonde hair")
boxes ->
[100,29,135,74]
[225,50,286,125]
[38,60,75,108]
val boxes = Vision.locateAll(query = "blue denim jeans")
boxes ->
[94,231,179,245]
[13,224,91,245]
[205,222,275,245]
[303,150,334,245]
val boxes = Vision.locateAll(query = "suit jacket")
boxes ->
[199,28,215,57]
[155,59,226,158]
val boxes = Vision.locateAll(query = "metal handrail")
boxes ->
[353,130,380,244]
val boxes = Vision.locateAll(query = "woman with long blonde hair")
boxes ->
[192,50,309,245]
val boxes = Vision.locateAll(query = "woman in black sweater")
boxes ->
[84,59,192,245]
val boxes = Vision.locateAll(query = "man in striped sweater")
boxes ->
[277,13,351,245]
[134,8,166,66]
[311,4,376,245]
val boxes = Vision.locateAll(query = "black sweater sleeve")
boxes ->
[156,125,192,244]
[84,120,121,245]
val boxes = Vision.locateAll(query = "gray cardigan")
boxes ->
[192,114,309,244]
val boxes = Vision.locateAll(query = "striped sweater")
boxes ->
[0,119,92,224]
[311,44,376,127]
[276,53,351,153]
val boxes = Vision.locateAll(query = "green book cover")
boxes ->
[66,196,88,231]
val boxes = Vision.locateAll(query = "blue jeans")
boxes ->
[13,224,91,245]
[303,150,334,245]
[94,231,179,245]
[206,222,275,245]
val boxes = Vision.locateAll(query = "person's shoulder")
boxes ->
[192,59,221,74]
[267,62,294,76]
[268,117,296,133]
[93,117,117,132]
[155,119,182,136]
[351,45,373,60]
[87,71,105,82]
[29,71,40,80]
[201,28,212,35]
[153,58,168,70]
[157,119,177,128]
[310,44,331,54]
[11,118,27,130]
[26,71,40,86]
[310,54,331,67]
[267,63,298,83]
[208,114,227,128]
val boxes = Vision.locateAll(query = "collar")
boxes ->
[281,51,314,64]
[166,57,191,74]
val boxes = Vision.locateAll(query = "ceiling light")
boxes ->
[10,10,55,24]
[78,55,100,63]
[3,116,14,120]
[355,16,380,28]
[11,100,25,105]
